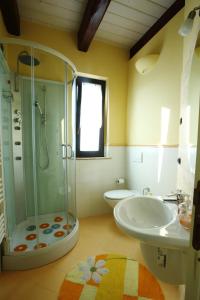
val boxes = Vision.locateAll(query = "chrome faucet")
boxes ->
[163,190,189,205]
[143,187,151,195]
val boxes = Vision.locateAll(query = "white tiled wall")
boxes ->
[177,146,197,196]
[76,145,179,218]
[126,146,178,196]
[76,147,126,218]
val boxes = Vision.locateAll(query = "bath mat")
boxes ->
[58,253,165,300]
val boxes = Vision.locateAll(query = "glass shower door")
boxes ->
[66,66,76,227]
[30,48,76,248]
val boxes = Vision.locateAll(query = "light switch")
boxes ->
[133,152,143,163]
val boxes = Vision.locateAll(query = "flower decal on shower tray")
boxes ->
[79,256,109,284]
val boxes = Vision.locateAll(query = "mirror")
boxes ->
[184,32,200,175]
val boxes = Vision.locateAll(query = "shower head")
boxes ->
[15,51,40,92]
[18,51,40,66]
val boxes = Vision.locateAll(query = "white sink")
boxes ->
[114,196,189,248]
[114,195,190,285]
[114,196,175,229]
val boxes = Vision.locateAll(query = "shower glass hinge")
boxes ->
[61,144,67,159]
[67,144,73,159]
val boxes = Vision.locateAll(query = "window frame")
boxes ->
[76,76,106,158]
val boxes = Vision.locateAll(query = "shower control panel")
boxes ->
[11,83,26,224]
[13,108,23,161]
[14,109,22,128]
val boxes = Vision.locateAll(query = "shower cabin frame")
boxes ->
[0,38,79,270]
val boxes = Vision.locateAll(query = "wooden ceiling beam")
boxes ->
[78,0,111,52]
[0,0,20,36]
[129,0,185,59]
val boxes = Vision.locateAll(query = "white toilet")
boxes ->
[104,189,139,208]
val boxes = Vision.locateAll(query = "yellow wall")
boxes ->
[0,10,186,147]
[0,18,128,146]
[127,10,184,146]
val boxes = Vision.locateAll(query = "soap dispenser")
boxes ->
[178,195,192,230]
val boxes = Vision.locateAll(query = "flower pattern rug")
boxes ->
[58,254,165,300]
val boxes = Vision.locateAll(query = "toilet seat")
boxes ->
[104,189,137,200]
[104,189,139,208]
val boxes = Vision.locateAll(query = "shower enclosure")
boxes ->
[0,39,78,270]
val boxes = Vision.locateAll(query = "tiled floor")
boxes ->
[0,214,182,300]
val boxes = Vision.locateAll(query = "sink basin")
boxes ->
[113,196,188,247]
[114,196,175,229]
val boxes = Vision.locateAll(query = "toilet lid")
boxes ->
[104,189,136,200]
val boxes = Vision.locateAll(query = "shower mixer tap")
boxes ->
[13,109,22,127]
[14,116,22,126]
[14,109,21,115]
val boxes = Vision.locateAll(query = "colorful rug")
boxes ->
[59,254,165,300]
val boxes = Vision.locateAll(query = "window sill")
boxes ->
[76,156,112,160]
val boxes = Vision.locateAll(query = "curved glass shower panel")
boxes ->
[31,48,76,246]
[1,44,39,253]
[66,66,76,223]
[0,41,77,263]
[0,48,15,247]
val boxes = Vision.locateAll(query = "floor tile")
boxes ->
[0,214,182,300]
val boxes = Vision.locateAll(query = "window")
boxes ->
[76,76,106,157]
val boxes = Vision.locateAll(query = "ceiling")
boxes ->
[18,0,177,49]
